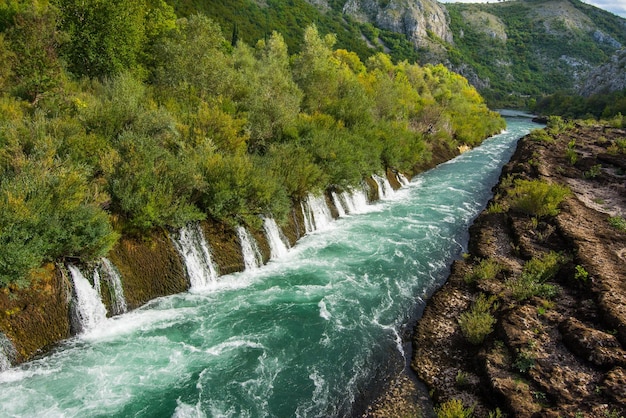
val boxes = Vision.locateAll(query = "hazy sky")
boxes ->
[437,0,626,18]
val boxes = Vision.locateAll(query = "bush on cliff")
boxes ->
[508,179,571,218]
[459,293,498,345]
[0,3,504,287]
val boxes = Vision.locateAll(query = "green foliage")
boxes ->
[508,251,563,301]
[513,344,537,373]
[4,5,64,101]
[508,179,571,218]
[0,5,504,287]
[528,129,553,143]
[464,258,502,284]
[109,131,205,233]
[459,293,498,344]
[436,399,474,418]
[608,216,626,232]
[574,265,589,282]
[0,107,118,286]
[56,0,176,78]
[446,1,626,108]
[153,14,232,98]
[565,139,578,165]
[583,164,602,179]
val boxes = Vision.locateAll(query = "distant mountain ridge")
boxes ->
[168,0,626,107]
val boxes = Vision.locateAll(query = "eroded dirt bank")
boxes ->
[411,123,626,417]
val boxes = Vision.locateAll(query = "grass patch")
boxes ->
[508,179,571,218]
[436,399,474,418]
[608,216,626,232]
[464,258,503,284]
[459,293,498,344]
[507,251,563,301]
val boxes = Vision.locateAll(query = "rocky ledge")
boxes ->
[411,122,626,417]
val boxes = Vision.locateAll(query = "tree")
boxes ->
[55,0,175,78]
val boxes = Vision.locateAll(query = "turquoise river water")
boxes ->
[0,116,540,417]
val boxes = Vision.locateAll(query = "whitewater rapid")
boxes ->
[0,117,540,417]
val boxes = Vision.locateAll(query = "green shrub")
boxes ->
[508,179,571,218]
[513,347,536,373]
[565,148,578,165]
[436,399,474,418]
[528,129,553,142]
[608,216,626,232]
[583,164,602,179]
[459,293,498,344]
[464,258,502,284]
[574,265,589,282]
[508,251,563,301]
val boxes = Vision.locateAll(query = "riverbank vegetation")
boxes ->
[0,1,503,288]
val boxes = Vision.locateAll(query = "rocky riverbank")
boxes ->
[410,122,626,416]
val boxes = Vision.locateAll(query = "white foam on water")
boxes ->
[318,300,331,320]
[173,399,207,418]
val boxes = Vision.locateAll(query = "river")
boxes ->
[0,116,540,417]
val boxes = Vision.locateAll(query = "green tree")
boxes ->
[233,32,302,153]
[5,5,64,101]
[153,14,233,99]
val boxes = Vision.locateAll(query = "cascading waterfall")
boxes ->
[340,187,370,214]
[173,223,219,290]
[0,332,16,372]
[302,193,334,233]
[236,226,263,271]
[262,217,290,259]
[92,268,102,296]
[372,174,394,199]
[331,192,347,218]
[68,264,108,333]
[396,172,410,187]
[100,258,128,315]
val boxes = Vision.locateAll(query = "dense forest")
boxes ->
[0,0,504,288]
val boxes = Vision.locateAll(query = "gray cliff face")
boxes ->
[579,49,626,97]
[309,0,453,48]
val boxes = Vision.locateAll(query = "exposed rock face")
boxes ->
[579,49,626,96]
[412,123,626,416]
[341,0,452,47]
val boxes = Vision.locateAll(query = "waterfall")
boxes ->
[173,223,219,290]
[302,193,334,233]
[236,226,263,271]
[68,264,108,333]
[92,268,102,297]
[100,258,128,315]
[340,187,370,215]
[396,172,410,187]
[331,192,347,218]
[262,217,290,260]
[372,174,394,199]
[0,332,16,372]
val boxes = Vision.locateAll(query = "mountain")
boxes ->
[443,0,626,107]
[169,0,626,108]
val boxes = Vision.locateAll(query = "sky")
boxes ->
[437,0,626,18]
